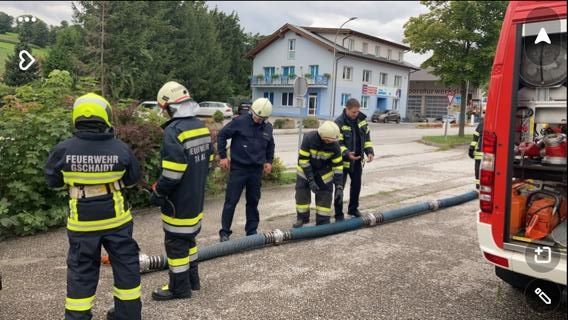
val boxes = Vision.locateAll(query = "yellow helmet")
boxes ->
[157,81,191,109]
[318,121,340,141]
[251,98,272,118]
[72,93,113,127]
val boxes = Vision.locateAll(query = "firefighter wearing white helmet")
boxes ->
[45,93,142,320]
[150,81,213,301]
[217,97,275,242]
[293,121,344,228]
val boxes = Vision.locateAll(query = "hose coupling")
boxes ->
[362,212,383,226]
[139,253,167,273]
[265,229,287,245]
[428,200,440,211]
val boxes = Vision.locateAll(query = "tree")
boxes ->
[404,1,508,136]
[0,11,13,34]
[44,25,86,79]
[3,42,40,86]
[14,15,50,47]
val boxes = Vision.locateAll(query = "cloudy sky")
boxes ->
[1,1,431,66]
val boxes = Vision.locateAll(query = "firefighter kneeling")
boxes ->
[293,121,344,227]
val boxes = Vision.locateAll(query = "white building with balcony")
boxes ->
[246,24,419,119]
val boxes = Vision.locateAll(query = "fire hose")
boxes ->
[101,190,479,273]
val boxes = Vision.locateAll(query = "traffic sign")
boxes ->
[293,77,308,97]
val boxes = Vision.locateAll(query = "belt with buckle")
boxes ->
[69,181,124,199]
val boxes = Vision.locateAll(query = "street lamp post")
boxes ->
[330,17,357,120]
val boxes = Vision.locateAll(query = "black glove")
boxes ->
[149,191,165,207]
[468,147,474,159]
[308,178,320,193]
[334,185,344,204]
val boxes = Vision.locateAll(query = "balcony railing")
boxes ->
[251,75,329,87]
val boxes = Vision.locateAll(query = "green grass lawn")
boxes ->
[0,38,48,74]
[422,134,473,149]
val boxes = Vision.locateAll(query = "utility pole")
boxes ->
[330,17,357,120]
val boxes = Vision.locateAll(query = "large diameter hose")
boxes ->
[138,190,478,273]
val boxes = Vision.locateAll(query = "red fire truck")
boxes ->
[476,0,567,305]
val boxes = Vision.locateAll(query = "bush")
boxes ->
[0,98,72,238]
[213,110,224,123]
[273,118,295,129]
[302,116,320,128]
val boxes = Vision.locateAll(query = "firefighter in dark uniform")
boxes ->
[44,93,142,320]
[469,117,484,189]
[293,121,344,227]
[217,98,275,242]
[150,81,214,301]
[334,98,374,220]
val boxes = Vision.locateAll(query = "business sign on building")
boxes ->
[362,84,397,97]
[408,88,456,96]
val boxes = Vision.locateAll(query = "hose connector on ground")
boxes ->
[428,200,440,211]
[264,229,288,245]
[139,253,167,273]
[361,212,384,226]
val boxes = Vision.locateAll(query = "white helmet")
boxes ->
[157,81,199,118]
[251,98,272,119]
[318,121,340,141]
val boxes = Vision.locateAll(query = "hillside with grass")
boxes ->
[0,32,48,74]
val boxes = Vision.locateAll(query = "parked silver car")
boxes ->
[197,101,233,118]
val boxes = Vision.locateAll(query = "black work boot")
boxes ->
[293,219,307,228]
[220,234,230,242]
[315,214,331,226]
[152,284,191,301]
[106,308,115,320]
[335,214,345,222]
[189,263,200,291]
[348,210,362,218]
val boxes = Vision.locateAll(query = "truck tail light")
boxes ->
[483,251,509,268]
[480,131,497,213]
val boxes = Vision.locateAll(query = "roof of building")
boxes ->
[302,27,410,50]
[409,68,440,81]
[245,23,419,71]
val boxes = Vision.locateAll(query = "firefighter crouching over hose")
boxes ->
[149,81,214,301]
[293,121,344,227]
[44,93,142,320]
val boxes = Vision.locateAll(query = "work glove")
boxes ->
[149,191,166,207]
[308,178,320,193]
[468,147,474,159]
[334,185,344,204]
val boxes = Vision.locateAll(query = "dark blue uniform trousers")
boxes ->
[334,160,363,218]
[220,164,263,237]
[66,222,141,320]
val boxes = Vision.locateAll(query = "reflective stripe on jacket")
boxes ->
[297,131,343,186]
[157,116,212,234]
[44,130,140,232]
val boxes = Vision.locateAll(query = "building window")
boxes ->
[342,66,353,80]
[288,39,296,59]
[362,70,372,83]
[264,67,275,79]
[282,66,295,77]
[309,65,319,77]
[348,39,354,51]
[361,96,369,109]
[387,49,392,60]
[398,52,404,61]
[375,45,381,57]
[281,92,294,107]
[394,75,402,88]
[263,92,274,104]
[340,94,351,106]
[393,99,399,110]
[362,42,368,54]
[379,72,388,86]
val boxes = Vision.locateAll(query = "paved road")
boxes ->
[0,124,565,320]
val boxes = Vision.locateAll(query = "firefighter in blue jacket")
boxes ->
[334,98,374,220]
[217,98,275,242]
[150,81,213,301]
[293,121,344,227]
[44,93,142,320]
